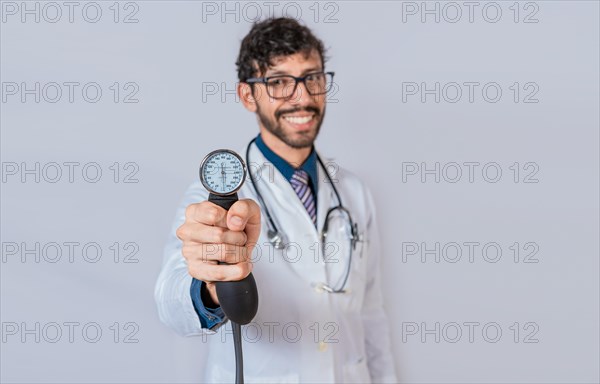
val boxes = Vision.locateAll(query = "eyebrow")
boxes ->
[265,67,322,77]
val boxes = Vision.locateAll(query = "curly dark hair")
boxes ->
[236,17,327,82]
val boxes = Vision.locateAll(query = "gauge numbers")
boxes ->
[200,150,246,195]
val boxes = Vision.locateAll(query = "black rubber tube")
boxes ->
[232,321,244,384]
[208,192,259,384]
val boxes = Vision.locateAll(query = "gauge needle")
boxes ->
[220,162,226,190]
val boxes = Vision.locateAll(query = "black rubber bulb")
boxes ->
[208,192,259,325]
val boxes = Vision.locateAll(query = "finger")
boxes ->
[177,222,247,245]
[189,261,253,282]
[185,201,228,227]
[227,199,261,242]
[204,282,219,305]
[183,243,250,264]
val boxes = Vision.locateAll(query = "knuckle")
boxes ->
[221,230,236,245]
[185,204,196,219]
[198,201,219,224]
[246,242,256,254]
[235,262,250,279]
[176,225,188,240]
[187,263,203,280]
[235,247,248,263]
[210,267,226,281]
[243,198,259,214]
[236,231,248,246]
[248,199,260,211]
[235,201,250,218]
[181,244,193,259]
[206,206,220,224]
[211,227,226,243]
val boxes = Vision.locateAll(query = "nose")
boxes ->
[288,80,312,105]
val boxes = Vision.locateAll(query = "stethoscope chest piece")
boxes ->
[267,229,286,250]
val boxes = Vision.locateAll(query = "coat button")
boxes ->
[318,341,328,352]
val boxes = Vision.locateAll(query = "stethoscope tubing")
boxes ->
[245,138,356,293]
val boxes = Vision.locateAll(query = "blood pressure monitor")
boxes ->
[198,148,257,384]
[200,149,247,197]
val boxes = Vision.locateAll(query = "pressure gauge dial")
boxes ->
[199,149,246,196]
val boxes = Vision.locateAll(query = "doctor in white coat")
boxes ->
[155,17,398,383]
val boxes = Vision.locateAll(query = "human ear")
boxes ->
[238,82,257,112]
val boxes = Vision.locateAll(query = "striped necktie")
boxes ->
[290,169,317,225]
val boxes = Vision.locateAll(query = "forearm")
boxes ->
[155,247,209,336]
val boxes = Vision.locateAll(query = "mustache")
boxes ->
[275,106,320,120]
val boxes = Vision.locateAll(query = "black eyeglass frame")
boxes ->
[245,71,335,100]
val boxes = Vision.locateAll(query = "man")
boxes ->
[155,17,397,383]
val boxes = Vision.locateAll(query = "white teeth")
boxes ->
[284,115,313,124]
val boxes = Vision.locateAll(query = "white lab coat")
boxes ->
[155,143,398,383]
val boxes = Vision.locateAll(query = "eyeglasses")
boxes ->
[245,71,335,100]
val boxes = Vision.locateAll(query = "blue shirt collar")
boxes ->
[254,133,319,195]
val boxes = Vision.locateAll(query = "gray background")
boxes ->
[1,0,598,382]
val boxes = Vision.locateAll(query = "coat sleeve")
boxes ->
[361,185,398,383]
[154,181,225,337]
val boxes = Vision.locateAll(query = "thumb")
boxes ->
[227,199,261,244]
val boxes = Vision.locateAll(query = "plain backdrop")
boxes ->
[1,1,599,383]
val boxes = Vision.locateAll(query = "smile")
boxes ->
[282,114,314,124]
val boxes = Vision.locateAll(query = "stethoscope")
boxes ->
[245,138,359,293]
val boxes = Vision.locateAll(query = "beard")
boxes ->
[256,104,325,149]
